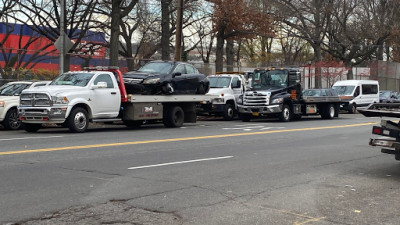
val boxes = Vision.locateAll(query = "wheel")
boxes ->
[124,120,143,128]
[23,123,42,132]
[223,104,235,120]
[163,106,184,128]
[66,107,89,133]
[162,83,174,95]
[279,104,291,122]
[321,104,335,119]
[196,83,209,94]
[2,108,21,130]
[239,113,252,122]
[348,104,356,114]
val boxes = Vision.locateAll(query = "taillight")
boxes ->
[372,126,383,135]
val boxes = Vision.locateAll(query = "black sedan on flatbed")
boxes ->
[123,61,209,95]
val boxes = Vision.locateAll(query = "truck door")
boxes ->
[231,77,242,104]
[90,74,121,117]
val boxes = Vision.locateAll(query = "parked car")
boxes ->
[0,80,50,130]
[332,80,379,113]
[379,90,399,103]
[302,88,339,97]
[123,61,209,95]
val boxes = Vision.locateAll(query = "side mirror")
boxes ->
[91,81,107,89]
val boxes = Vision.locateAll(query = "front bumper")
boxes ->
[237,104,282,115]
[19,106,67,124]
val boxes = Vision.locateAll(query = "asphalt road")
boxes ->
[1,113,399,225]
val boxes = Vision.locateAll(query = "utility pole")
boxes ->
[59,0,65,74]
[174,0,183,61]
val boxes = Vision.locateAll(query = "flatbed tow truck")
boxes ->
[358,103,400,160]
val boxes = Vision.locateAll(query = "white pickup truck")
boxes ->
[18,67,214,133]
[199,73,247,120]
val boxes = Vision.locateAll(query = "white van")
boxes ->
[332,80,379,113]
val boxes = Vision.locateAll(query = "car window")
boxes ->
[174,65,186,74]
[362,84,378,94]
[185,64,198,74]
[0,83,31,96]
[93,74,114,88]
[137,62,173,74]
[231,77,240,88]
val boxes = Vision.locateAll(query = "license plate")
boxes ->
[252,112,259,116]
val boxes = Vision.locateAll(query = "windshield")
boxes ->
[50,73,94,87]
[209,77,232,88]
[332,85,355,95]
[252,70,288,90]
[137,62,174,74]
[0,83,30,96]
[379,91,392,98]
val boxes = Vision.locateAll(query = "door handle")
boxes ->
[111,92,116,95]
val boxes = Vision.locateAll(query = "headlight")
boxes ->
[52,96,69,104]
[237,95,243,104]
[143,78,160,84]
[271,97,283,104]
[212,98,224,104]
[0,101,4,107]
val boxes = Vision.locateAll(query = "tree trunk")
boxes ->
[313,44,323,88]
[109,0,121,66]
[215,31,224,73]
[226,39,234,72]
[161,0,170,60]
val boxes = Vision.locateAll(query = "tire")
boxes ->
[2,108,21,130]
[196,83,209,94]
[66,107,89,133]
[348,104,356,114]
[223,104,235,120]
[239,113,252,122]
[163,106,184,128]
[162,83,174,95]
[23,123,41,132]
[321,104,335,119]
[278,104,291,122]
[124,120,143,128]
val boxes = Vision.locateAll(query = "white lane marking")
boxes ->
[128,156,234,170]
[223,124,286,131]
[0,136,64,141]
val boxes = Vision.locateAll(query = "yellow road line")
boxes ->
[0,122,376,156]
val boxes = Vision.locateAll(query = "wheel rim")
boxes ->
[227,107,234,118]
[74,112,87,130]
[9,111,20,129]
[174,110,183,124]
[329,106,335,117]
[283,107,290,120]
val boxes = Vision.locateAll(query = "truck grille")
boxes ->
[243,92,270,106]
[20,93,52,107]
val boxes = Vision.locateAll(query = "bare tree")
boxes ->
[321,0,399,79]
[269,0,334,88]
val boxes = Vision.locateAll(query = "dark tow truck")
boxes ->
[358,103,400,160]
[237,67,341,122]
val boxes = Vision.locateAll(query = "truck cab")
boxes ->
[237,67,340,122]
[237,67,302,121]
[200,73,247,120]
